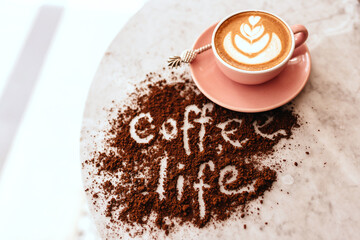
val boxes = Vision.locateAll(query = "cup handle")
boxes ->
[291,25,308,48]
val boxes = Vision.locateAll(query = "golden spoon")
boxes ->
[167,44,212,68]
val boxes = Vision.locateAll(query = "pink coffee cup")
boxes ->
[211,10,308,85]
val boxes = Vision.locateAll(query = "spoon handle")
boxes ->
[168,44,212,68]
[194,44,212,54]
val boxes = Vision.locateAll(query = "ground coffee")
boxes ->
[84,69,300,237]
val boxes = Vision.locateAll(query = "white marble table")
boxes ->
[81,0,360,239]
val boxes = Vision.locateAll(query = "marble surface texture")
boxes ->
[80,0,360,239]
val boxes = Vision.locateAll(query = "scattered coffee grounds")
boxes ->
[84,70,300,237]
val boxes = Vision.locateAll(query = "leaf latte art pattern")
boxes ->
[223,15,282,65]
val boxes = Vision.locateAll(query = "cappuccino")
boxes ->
[214,11,292,71]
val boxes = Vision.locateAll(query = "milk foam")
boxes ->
[222,16,282,65]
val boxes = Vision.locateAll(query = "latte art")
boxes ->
[224,16,282,64]
[214,11,292,71]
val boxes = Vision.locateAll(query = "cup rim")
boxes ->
[211,10,296,75]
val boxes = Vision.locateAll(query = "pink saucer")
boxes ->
[190,23,311,112]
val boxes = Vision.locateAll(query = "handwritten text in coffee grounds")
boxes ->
[84,70,300,236]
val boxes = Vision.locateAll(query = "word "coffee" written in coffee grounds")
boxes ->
[130,103,287,153]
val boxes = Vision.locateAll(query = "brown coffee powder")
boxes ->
[84,70,300,237]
